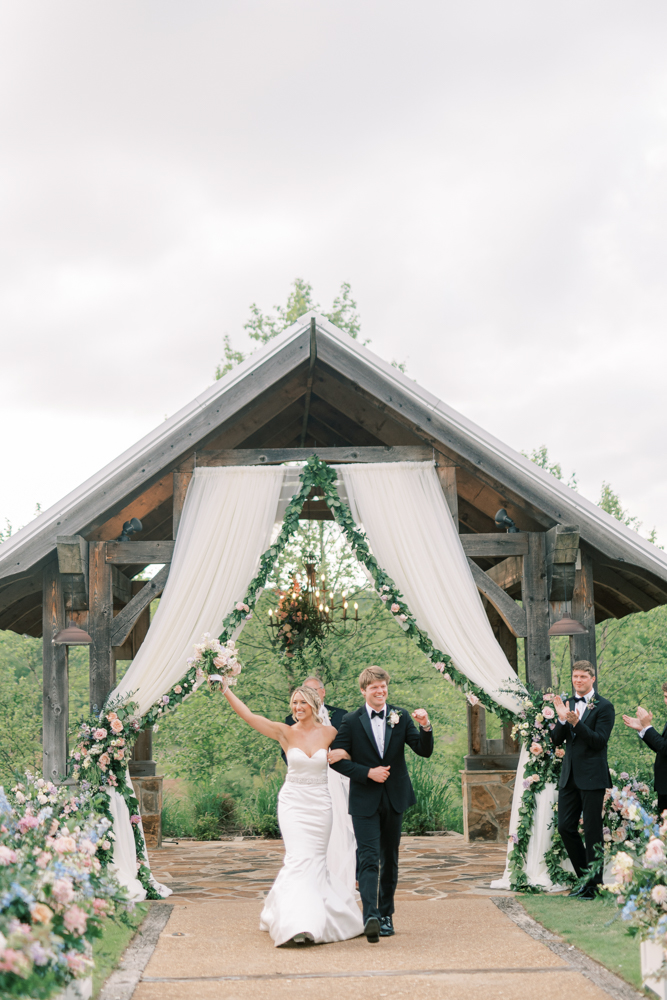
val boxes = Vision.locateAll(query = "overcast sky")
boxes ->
[2,1,667,542]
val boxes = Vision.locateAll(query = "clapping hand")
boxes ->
[637,706,653,727]
[553,695,569,723]
[622,713,644,731]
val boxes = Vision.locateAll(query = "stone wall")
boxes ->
[460,769,515,842]
[130,775,163,849]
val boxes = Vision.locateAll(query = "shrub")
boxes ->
[242,772,283,838]
[403,757,462,835]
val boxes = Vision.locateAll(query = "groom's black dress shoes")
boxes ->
[379,916,395,937]
[363,917,380,943]
[569,882,598,900]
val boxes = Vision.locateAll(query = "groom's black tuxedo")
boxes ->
[330,704,433,924]
[639,722,667,815]
[330,705,433,814]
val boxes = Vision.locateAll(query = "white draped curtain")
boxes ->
[107,465,285,897]
[338,462,521,712]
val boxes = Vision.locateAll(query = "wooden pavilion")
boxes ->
[2,312,667,841]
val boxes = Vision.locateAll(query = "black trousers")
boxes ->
[657,794,667,819]
[557,772,605,884]
[351,788,403,923]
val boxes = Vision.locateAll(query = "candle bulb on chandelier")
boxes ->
[354,602,359,622]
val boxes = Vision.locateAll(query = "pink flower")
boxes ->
[555,747,565,758]
[174,685,182,694]
[380,595,388,602]
[529,743,543,756]
[65,950,91,974]
[645,838,666,865]
[110,719,123,734]
[542,707,555,720]
[0,845,17,865]
[31,903,53,924]
[52,878,75,904]
[235,602,249,612]
[130,814,142,825]
[53,836,76,854]
[93,897,110,915]
[466,693,480,707]
[542,693,555,702]
[106,711,118,721]
[98,753,110,767]
[391,603,400,613]
[93,728,107,740]
[63,905,88,936]
[0,949,31,975]
[162,695,170,704]
[79,839,97,855]
[18,814,40,834]
[106,773,118,786]
[36,852,51,868]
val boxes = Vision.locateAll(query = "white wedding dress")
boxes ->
[259,748,364,946]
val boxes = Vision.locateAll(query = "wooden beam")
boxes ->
[436,461,458,525]
[570,547,597,668]
[460,534,529,557]
[173,472,192,539]
[87,475,174,542]
[105,541,175,565]
[0,574,41,617]
[196,446,433,466]
[111,566,133,606]
[545,524,580,601]
[457,497,497,535]
[592,561,659,614]
[468,558,527,637]
[486,556,523,592]
[299,318,318,447]
[111,565,170,647]
[89,541,114,713]
[522,532,552,690]
[486,606,519,752]
[42,561,68,782]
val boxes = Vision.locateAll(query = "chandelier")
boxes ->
[266,553,359,653]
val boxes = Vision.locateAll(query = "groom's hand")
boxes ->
[412,709,431,730]
[368,766,390,783]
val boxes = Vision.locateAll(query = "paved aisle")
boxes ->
[134,896,610,1000]
[131,836,616,1000]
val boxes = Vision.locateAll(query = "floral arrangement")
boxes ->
[602,790,666,951]
[0,775,127,999]
[603,773,655,848]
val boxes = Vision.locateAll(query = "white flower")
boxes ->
[388,710,401,727]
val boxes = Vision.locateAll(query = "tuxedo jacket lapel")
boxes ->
[359,708,381,758]
[383,707,394,758]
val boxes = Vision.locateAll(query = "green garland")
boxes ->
[70,454,528,896]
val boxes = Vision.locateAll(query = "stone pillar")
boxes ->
[130,775,163,849]
[461,770,516,842]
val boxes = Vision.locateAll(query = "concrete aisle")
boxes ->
[133,896,613,1000]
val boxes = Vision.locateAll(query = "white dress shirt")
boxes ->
[366,702,385,756]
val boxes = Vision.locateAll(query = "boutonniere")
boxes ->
[387,710,402,728]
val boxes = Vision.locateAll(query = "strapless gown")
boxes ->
[259,748,364,946]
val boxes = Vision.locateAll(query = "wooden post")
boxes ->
[42,561,68,782]
[488,610,520,752]
[435,458,459,525]
[522,532,552,690]
[570,546,597,669]
[173,471,192,539]
[89,541,114,714]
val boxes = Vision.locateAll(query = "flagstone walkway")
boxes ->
[148,833,511,905]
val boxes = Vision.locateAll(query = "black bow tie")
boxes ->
[573,696,587,703]
[371,710,385,720]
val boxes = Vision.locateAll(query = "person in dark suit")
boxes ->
[328,665,433,941]
[284,675,347,729]
[552,660,615,899]
[622,682,667,817]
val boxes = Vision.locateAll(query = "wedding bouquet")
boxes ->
[189,633,243,691]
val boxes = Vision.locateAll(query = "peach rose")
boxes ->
[31,903,53,924]
[110,719,123,734]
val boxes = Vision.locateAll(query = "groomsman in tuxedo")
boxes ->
[553,660,615,899]
[329,665,433,942]
[623,682,667,817]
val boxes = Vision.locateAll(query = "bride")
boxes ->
[220,681,364,946]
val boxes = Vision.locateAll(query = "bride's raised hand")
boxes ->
[327,748,351,764]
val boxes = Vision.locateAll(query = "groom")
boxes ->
[329,666,433,942]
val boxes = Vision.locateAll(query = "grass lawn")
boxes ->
[92,901,150,997]
[520,894,641,990]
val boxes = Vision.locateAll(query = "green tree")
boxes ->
[598,481,642,530]
[215,278,363,379]
[522,445,578,490]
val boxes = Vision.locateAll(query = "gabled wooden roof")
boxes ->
[2,310,666,635]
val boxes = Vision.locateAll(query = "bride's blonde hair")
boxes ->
[290,685,323,725]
